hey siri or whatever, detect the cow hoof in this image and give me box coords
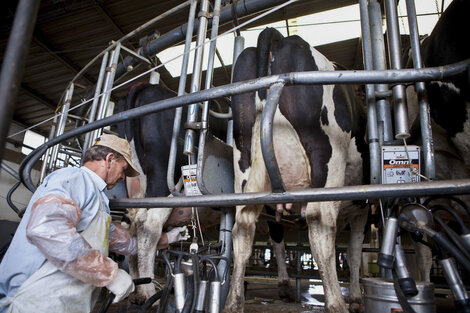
[326,302,349,313]
[129,284,156,305]
[221,305,244,313]
[348,299,364,313]
[278,281,295,302]
[128,292,147,305]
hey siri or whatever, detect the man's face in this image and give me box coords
[105,155,128,189]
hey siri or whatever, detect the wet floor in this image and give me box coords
[93,277,455,313]
[94,277,342,313]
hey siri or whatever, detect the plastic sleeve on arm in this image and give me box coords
[26,194,118,287]
[109,222,137,256]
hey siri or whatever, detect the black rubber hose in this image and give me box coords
[97,293,115,313]
[392,270,417,313]
[424,195,470,218]
[433,215,470,261]
[97,277,153,313]
[181,274,195,313]
[432,232,470,273]
[139,289,164,313]
[157,273,173,313]
[6,181,21,216]
[430,204,470,234]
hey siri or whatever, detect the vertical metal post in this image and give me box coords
[196,0,223,195]
[40,115,58,182]
[296,231,301,302]
[0,0,40,164]
[49,84,74,171]
[369,0,394,143]
[405,0,435,179]
[217,207,234,308]
[384,0,410,139]
[232,36,245,72]
[90,43,121,142]
[200,0,222,126]
[184,0,210,159]
[82,51,109,158]
[359,0,381,184]
[167,0,198,195]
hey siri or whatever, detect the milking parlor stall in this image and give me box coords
[1,0,470,312]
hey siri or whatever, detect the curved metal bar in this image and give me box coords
[261,82,286,193]
[108,179,470,209]
[20,60,470,192]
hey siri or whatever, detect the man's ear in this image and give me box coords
[105,153,115,165]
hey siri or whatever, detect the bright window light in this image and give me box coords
[158,2,448,78]
[22,130,45,155]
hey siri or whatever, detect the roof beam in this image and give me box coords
[32,33,95,84]
[10,116,49,138]
[21,83,57,111]
[91,0,174,86]
[91,0,129,43]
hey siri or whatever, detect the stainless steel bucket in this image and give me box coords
[362,277,435,313]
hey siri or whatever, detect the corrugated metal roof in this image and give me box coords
[1,0,362,141]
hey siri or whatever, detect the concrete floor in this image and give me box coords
[92,277,456,313]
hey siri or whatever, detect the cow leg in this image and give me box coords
[131,207,172,304]
[272,239,294,301]
[223,205,262,313]
[346,207,368,313]
[306,201,347,313]
[268,215,294,301]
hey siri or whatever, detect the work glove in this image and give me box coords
[166,226,190,244]
[105,269,135,303]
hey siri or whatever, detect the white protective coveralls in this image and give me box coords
[0,167,136,313]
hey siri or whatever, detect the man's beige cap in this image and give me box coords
[94,134,141,177]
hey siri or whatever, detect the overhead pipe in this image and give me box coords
[0,0,40,164]
[114,0,289,80]
[19,60,470,191]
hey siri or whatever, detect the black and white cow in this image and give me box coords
[405,0,470,282]
[223,28,369,313]
[118,83,222,304]
[420,0,470,169]
[117,83,186,303]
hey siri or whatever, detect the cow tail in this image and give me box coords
[256,27,284,100]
